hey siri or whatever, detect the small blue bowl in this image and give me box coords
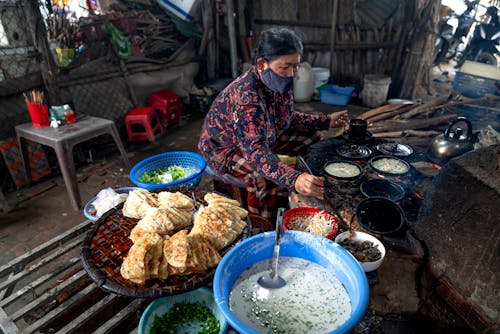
[213,230,369,334]
[83,187,142,221]
[138,287,228,334]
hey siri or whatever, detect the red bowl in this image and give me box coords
[283,207,338,239]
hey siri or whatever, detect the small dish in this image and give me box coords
[83,187,141,221]
[138,287,228,334]
[335,231,386,272]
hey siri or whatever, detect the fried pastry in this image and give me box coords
[122,189,159,219]
[136,207,176,235]
[190,204,247,250]
[158,191,195,211]
[120,233,163,286]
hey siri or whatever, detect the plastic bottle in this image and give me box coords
[293,62,315,102]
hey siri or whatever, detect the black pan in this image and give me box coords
[360,179,405,202]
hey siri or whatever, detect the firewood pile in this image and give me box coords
[357,94,500,146]
[132,9,188,60]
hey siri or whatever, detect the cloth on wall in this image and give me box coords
[0,138,52,189]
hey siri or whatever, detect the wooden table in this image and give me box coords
[15,115,130,210]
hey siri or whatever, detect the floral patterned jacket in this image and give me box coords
[198,66,330,191]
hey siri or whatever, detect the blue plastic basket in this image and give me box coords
[320,84,355,106]
[130,151,206,190]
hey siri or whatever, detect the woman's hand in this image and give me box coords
[295,173,325,200]
[328,110,349,128]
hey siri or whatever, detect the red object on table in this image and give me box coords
[64,111,76,124]
[148,89,182,127]
[26,102,49,128]
[283,207,338,239]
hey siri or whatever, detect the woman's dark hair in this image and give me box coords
[253,27,303,64]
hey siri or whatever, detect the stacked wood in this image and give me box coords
[359,94,500,140]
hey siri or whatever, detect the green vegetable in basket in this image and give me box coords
[150,302,220,334]
[138,165,187,184]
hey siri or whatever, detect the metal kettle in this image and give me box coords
[429,117,475,161]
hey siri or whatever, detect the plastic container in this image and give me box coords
[312,67,330,98]
[130,151,206,190]
[138,287,228,334]
[320,84,355,106]
[293,62,315,102]
[362,74,392,107]
[213,231,369,334]
[26,102,49,128]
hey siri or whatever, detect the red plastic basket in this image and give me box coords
[283,207,338,239]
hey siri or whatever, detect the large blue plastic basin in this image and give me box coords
[213,230,369,334]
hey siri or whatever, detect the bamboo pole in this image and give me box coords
[329,0,339,79]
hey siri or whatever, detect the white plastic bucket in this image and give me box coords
[362,74,392,107]
[312,67,330,99]
[293,62,315,102]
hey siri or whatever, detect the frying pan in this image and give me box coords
[360,179,405,202]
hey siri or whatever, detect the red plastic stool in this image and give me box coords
[125,107,163,143]
[148,90,183,128]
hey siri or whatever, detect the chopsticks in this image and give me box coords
[23,90,45,107]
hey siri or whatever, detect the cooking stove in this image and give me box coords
[302,136,428,241]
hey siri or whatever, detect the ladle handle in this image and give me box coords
[271,208,285,280]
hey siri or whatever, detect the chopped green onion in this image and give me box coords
[149,301,220,334]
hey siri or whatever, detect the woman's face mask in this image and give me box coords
[261,68,294,93]
[258,53,300,93]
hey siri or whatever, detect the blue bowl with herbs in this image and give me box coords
[213,231,369,334]
[130,151,206,190]
[138,287,227,334]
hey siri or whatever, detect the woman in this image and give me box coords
[198,27,348,220]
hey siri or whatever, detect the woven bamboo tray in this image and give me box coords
[80,188,257,299]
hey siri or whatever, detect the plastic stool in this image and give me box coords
[148,90,183,127]
[125,107,163,143]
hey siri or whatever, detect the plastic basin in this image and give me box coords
[213,230,369,334]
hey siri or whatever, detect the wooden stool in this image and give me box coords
[125,107,163,143]
[148,90,183,128]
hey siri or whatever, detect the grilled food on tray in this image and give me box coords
[119,190,247,286]
[122,189,159,219]
[120,232,164,286]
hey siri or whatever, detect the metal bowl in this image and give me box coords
[323,160,364,181]
[369,155,410,176]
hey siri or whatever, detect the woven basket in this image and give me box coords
[80,188,267,298]
[130,151,206,190]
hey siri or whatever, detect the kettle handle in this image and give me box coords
[444,117,473,139]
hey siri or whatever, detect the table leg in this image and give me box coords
[16,135,33,184]
[54,142,81,210]
[108,125,130,169]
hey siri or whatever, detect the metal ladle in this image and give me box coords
[257,207,286,290]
